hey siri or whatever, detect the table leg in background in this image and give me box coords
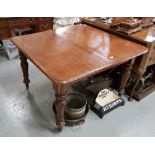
[19,51,30,90]
[119,58,135,96]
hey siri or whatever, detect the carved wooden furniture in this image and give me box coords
[127,26,155,100]
[0,17,53,40]
[81,18,155,101]
[10,24,147,131]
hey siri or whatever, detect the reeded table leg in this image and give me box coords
[19,51,30,90]
[119,58,135,96]
[53,83,68,131]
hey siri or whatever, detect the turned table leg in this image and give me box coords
[53,83,68,131]
[19,51,30,90]
[118,58,135,96]
[128,68,145,101]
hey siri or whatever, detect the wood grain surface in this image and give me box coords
[11,24,148,84]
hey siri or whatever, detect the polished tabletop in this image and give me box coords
[11,24,148,84]
[131,25,155,43]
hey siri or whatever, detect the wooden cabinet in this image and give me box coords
[8,18,20,28]
[38,20,51,31]
[25,17,37,25]
[38,17,51,21]
[0,29,10,40]
[0,19,8,29]
[147,43,155,66]
[0,17,53,40]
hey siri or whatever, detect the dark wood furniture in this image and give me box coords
[81,18,155,101]
[80,17,130,29]
[124,26,155,100]
[0,17,53,40]
[10,24,147,131]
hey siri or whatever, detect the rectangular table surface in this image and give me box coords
[11,24,148,84]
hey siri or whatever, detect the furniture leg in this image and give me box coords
[128,68,145,101]
[53,83,68,131]
[118,58,135,96]
[19,51,30,90]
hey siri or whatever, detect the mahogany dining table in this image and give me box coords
[11,24,148,131]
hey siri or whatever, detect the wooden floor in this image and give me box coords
[0,48,155,137]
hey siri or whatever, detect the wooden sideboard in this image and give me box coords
[0,17,53,40]
[81,18,155,101]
